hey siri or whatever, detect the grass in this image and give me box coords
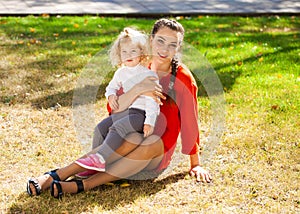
[0,15,299,213]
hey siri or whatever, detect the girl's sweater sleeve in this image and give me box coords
[105,68,122,99]
[144,96,160,126]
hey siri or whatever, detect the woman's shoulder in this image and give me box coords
[177,64,197,85]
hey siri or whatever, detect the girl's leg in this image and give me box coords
[86,133,144,163]
[91,116,113,149]
[96,110,145,160]
[52,135,164,195]
[92,110,131,149]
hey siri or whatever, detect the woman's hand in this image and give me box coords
[189,165,212,183]
[115,76,165,113]
[138,77,166,104]
[108,95,119,111]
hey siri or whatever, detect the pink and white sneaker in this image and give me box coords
[75,169,98,179]
[75,154,106,172]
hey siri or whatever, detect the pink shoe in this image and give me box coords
[75,154,106,172]
[75,169,98,179]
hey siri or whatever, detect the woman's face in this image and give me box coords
[151,27,181,65]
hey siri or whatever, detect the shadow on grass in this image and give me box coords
[8,172,187,213]
[5,42,296,107]
[29,83,108,109]
[2,17,298,106]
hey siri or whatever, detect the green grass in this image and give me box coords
[0,15,299,213]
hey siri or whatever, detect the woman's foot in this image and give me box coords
[51,180,84,199]
[27,169,61,196]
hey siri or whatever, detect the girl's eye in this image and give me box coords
[131,50,137,53]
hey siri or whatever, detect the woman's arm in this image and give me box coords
[189,153,212,183]
[113,76,165,113]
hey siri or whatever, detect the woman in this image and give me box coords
[27,18,212,199]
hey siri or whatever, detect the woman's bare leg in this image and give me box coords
[28,133,145,195]
[53,135,164,195]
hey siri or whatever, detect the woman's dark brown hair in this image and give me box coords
[151,18,185,102]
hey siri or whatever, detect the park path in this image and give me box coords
[0,0,299,15]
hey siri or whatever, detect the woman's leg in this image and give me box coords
[52,135,164,195]
[27,133,145,195]
[27,162,87,195]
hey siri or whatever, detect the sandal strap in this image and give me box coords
[51,180,63,199]
[75,180,84,193]
[50,179,84,199]
[27,178,41,196]
[44,169,61,181]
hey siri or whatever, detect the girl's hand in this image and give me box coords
[143,124,154,137]
[108,95,119,110]
[189,165,212,183]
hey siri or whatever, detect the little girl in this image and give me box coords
[75,27,160,172]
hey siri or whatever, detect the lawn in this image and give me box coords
[0,15,299,213]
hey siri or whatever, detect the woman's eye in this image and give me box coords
[157,39,164,45]
[169,44,177,49]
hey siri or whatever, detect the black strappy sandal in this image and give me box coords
[27,178,42,196]
[26,169,61,196]
[44,169,61,181]
[50,179,84,199]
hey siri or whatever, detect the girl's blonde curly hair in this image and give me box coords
[109,27,149,67]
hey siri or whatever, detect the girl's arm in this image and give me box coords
[113,76,164,113]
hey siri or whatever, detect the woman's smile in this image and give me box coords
[157,52,168,59]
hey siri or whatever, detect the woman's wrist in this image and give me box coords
[190,153,201,168]
[132,83,143,97]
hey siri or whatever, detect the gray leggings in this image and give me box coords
[92,108,145,160]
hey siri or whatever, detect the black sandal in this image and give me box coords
[44,169,61,181]
[27,178,42,196]
[26,169,61,196]
[50,179,84,199]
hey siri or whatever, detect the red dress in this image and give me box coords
[154,65,200,171]
[107,65,200,171]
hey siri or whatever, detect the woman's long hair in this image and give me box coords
[151,18,185,102]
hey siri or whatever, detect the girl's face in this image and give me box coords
[151,27,181,65]
[120,40,142,67]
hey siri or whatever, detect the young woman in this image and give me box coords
[26,18,212,199]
